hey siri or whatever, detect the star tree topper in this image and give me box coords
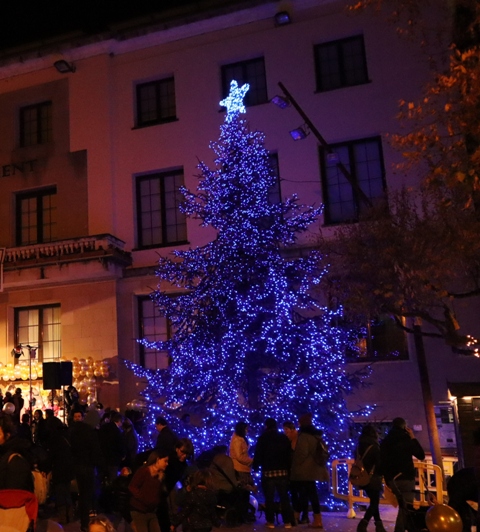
[220,80,250,122]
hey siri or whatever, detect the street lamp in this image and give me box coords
[272,81,373,209]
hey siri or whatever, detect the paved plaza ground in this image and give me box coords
[36,505,400,532]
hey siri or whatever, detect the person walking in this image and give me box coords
[290,413,329,529]
[253,417,294,529]
[355,425,386,532]
[129,449,169,532]
[380,417,425,532]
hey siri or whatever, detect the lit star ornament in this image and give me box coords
[220,80,250,122]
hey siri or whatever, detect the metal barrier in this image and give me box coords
[331,458,449,518]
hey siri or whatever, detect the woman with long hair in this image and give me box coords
[229,420,254,522]
[355,425,386,532]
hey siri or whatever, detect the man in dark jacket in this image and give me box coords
[154,416,179,454]
[12,388,24,425]
[69,408,104,532]
[253,417,294,528]
[380,417,425,532]
[98,410,126,481]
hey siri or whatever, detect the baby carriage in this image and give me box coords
[0,489,38,532]
[387,474,432,532]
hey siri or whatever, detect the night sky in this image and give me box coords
[0,0,258,52]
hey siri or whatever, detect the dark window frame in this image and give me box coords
[136,76,177,128]
[136,169,188,249]
[138,295,172,370]
[319,136,386,225]
[346,314,409,363]
[16,186,57,246]
[314,35,369,93]
[14,304,61,363]
[19,101,53,147]
[221,57,268,107]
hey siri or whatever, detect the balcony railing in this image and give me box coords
[4,234,132,269]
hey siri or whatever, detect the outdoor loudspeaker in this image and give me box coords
[42,362,61,390]
[60,361,73,386]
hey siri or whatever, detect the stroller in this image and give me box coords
[388,474,432,532]
[0,489,38,532]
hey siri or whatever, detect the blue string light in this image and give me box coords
[125,81,374,486]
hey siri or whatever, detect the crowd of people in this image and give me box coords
[0,402,333,532]
[0,401,433,532]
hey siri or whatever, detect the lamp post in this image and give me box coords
[11,344,37,419]
[26,345,37,417]
[273,82,373,210]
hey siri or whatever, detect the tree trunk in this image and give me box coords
[413,322,445,478]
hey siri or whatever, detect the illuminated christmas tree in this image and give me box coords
[126,81,368,454]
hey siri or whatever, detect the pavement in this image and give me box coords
[36,505,400,532]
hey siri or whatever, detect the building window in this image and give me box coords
[138,296,171,370]
[16,187,57,246]
[221,57,268,107]
[320,137,385,224]
[136,77,176,127]
[20,101,52,147]
[314,36,369,92]
[15,305,61,363]
[268,153,282,204]
[136,169,187,248]
[346,314,408,361]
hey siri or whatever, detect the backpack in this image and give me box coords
[348,445,374,487]
[314,436,329,467]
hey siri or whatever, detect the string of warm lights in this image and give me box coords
[126,81,374,481]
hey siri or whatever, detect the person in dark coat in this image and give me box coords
[171,469,218,532]
[380,417,425,532]
[32,408,47,445]
[98,411,126,481]
[47,423,75,524]
[0,412,34,492]
[154,416,179,455]
[253,417,294,528]
[122,417,139,469]
[355,425,386,532]
[44,408,65,435]
[157,437,195,532]
[12,387,24,425]
[17,412,32,441]
[69,408,104,532]
[290,413,329,529]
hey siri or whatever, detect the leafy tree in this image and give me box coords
[324,0,480,473]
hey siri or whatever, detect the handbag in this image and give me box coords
[349,445,374,487]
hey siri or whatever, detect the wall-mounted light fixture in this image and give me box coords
[274,11,292,26]
[289,125,309,141]
[270,95,290,109]
[54,59,76,74]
